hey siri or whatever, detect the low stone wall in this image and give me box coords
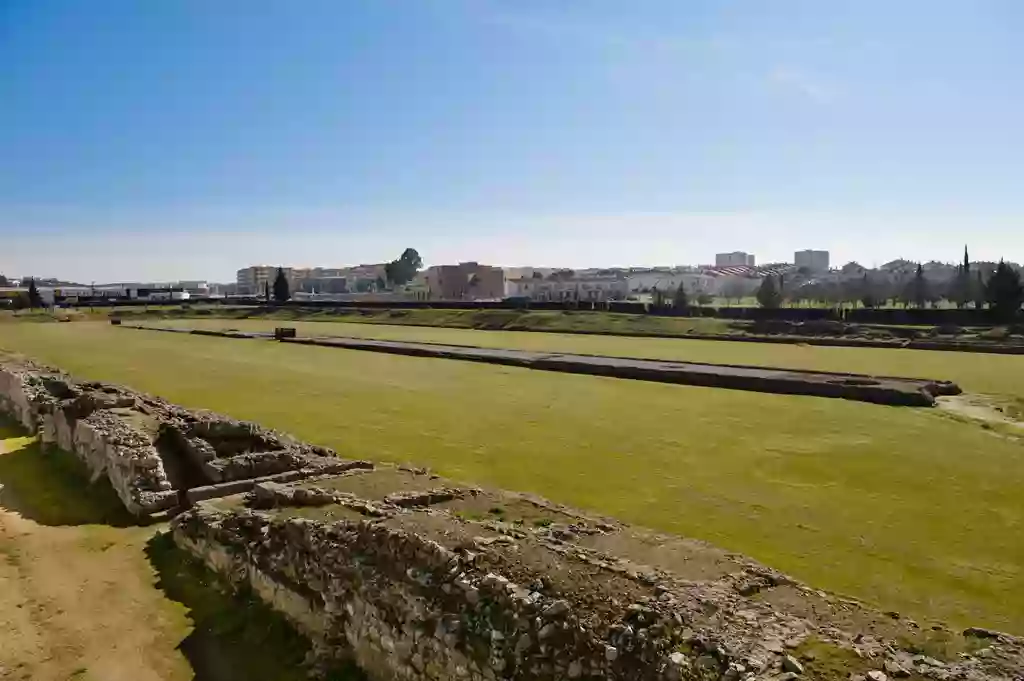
[279,336,959,407]
[0,360,174,513]
[171,468,1024,681]
[0,354,369,516]
[0,361,66,431]
[174,508,726,681]
[47,403,179,514]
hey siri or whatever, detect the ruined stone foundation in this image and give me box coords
[1,353,1021,681]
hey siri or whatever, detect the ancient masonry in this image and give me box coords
[0,354,369,515]
[0,354,1021,681]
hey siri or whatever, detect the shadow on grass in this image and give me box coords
[0,420,137,527]
[146,532,365,681]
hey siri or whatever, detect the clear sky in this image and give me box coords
[2,0,1022,282]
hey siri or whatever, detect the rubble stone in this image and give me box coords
[0,357,367,516]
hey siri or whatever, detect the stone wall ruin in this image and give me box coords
[1,353,1021,681]
[172,469,1024,681]
[0,354,368,515]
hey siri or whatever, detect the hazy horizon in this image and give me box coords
[3,1,1023,281]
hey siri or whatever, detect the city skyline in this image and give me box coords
[2,209,1022,283]
[4,235,1018,287]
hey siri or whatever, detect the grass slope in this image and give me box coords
[1,322,1022,634]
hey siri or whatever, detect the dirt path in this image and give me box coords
[0,431,194,681]
[936,393,1024,432]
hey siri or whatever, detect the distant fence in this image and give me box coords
[69,296,1021,326]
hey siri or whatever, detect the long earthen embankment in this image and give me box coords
[119,324,961,407]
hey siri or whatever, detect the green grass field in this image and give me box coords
[2,322,1022,634]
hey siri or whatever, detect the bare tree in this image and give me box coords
[721,278,748,306]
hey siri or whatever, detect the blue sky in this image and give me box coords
[1,0,1022,281]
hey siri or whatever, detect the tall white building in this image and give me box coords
[794,250,830,272]
[715,252,756,267]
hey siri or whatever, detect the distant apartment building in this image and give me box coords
[341,264,388,290]
[236,266,290,295]
[625,270,714,295]
[424,262,505,300]
[794,249,830,273]
[236,264,388,295]
[291,264,388,294]
[716,252,756,267]
[506,275,629,302]
[502,266,555,281]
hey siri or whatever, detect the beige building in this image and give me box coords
[236,266,294,295]
[506,275,629,302]
[625,271,714,295]
[236,264,389,295]
[424,262,505,300]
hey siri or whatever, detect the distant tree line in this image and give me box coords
[652,246,1022,322]
[746,247,1022,321]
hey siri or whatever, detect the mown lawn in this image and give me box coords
[154,317,1024,401]
[2,322,1023,634]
